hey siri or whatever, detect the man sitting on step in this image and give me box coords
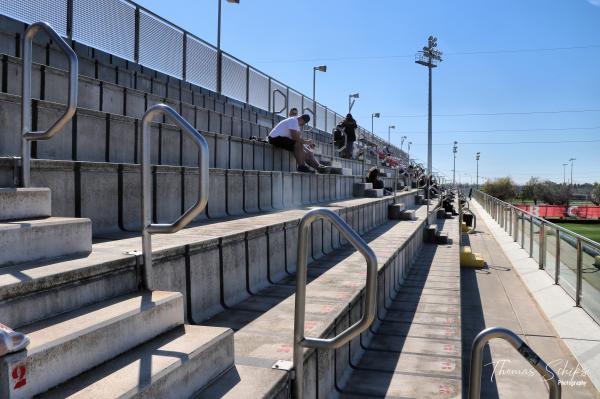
[268,114,327,173]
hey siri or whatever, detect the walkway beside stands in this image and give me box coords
[338,212,462,398]
[462,201,600,398]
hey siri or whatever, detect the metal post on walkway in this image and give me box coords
[539,221,545,269]
[555,229,560,285]
[576,238,582,306]
[521,214,525,249]
[529,215,534,258]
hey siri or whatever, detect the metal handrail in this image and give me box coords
[21,22,78,187]
[476,190,600,250]
[0,323,30,356]
[462,206,477,232]
[272,89,287,114]
[468,327,561,399]
[141,104,209,290]
[291,208,377,399]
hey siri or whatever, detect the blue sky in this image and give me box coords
[135,0,600,184]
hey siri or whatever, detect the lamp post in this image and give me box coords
[217,0,239,94]
[348,93,359,113]
[407,141,412,163]
[312,65,327,126]
[569,158,576,187]
[365,112,380,180]
[400,135,407,152]
[562,163,567,184]
[452,141,458,186]
[476,152,480,189]
[387,125,396,146]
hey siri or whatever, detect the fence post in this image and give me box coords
[576,238,582,306]
[134,6,140,64]
[539,221,545,269]
[529,214,534,258]
[555,229,560,285]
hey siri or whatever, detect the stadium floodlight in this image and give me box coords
[312,65,327,127]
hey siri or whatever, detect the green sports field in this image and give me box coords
[556,223,600,243]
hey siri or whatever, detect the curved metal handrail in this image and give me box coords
[0,323,30,356]
[141,104,209,290]
[21,22,78,187]
[468,327,561,399]
[272,89,287,114]
[291,208,377,399]
[461,206,477,232]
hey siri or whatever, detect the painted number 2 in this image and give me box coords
[11,364,27,390]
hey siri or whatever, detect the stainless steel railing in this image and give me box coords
[475,190,600,324]
[21,22,78,187]
[0,323,30,356]
[291,208,377,399]
[141,104,209,290]
[468,326,561,399]
[272,89,287,114]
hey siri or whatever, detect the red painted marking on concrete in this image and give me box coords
[441,361,453,371]
[439,384,453,394]
[320,305,334,313]
[443,344,454,352]
[305,321,317,331]
[276,344,292,353]
[11,364,26,390]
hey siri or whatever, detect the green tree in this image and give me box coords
[592,183,600,205]
[482,177,517,201]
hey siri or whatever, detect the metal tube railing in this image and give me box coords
[21,22,78,187]
[272,89,287,114]
[468,326,561,399]
[291,208,377,399]
[0,323,30,357]
[141,104,209,290]
[474,190,600,324]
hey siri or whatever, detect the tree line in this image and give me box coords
[480,178,600,205]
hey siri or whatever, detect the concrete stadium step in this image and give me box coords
[339,215,462,399]
[195,204,430,398]
[0,192,417,328]
[0,217,92,266]
[195,364,288,399]
[39,325,233,399]
[0,291,183,398]
[0,187,51,221]
[364,188,384,198]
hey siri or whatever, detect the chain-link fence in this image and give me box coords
[1,0,392,147]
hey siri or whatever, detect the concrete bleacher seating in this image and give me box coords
[0,12,455,398]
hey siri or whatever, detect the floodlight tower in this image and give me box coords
[400,136,407,152]
[476,152,480,189]
[569,158,576,187]
[415,36,443,178]
[562,163,567,185]
[312,65,327,125]
[452,141,458,186]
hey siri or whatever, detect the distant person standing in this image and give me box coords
[288,108,299,117]
[340,113,357,159]
[468,187,473,200]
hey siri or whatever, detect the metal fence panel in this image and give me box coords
[186,35,217,92]
[288,90,302,116]
[139,10,183,79]
[73,0,135,61]
[0,0,67,36]
[326,109,336,134]
[316,103,326,132]
[221,54,246,102]
[271,80,287,115]
[248,68,269,111]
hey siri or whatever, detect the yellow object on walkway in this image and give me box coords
[595,255,600,267]
[460,245,485,268]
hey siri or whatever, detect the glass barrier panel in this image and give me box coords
[580,241,600,325]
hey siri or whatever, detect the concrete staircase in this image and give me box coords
[0,187,233,398]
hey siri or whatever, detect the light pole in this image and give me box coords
[476,152,480,189]
[569,158,576,187]
[562,163,567,185]
[312,65,327,126]
[217,0,239,94]
[407,141,412,163]
[387,125,396,146]
[366,112,380,180]
[348,93,359,113]
[452,141,458,186]
[400,135,407,152]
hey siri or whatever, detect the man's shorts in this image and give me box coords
[268,136,295,152]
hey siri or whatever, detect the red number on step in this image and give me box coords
[11,364,27,389]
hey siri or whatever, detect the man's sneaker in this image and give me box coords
[297,165,314,173]
[317,166,330,174]
[320,160,332,166]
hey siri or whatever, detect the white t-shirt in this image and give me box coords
[269,117,300,139]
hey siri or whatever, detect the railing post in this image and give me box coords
[514,210,518,243]
[521,213,525,248]
[576,238,582,307]
[555,229,560,285]
[529,214,534,258]
[539,221,545,269]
